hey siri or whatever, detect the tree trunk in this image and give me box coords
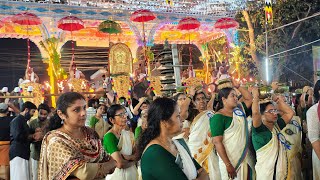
[242,10,261,75]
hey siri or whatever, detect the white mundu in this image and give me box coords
[10,157,30,180]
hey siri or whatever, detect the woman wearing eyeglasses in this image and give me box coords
[251,88,294,180]
[103,104,138,180]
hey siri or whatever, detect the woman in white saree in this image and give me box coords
[210,79,255,180]
[186,90,220,180]
[103,104,138,180]
[251,88,294,180]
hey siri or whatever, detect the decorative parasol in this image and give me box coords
[177,17,200,77]
[58,16,84,31]
[214,18,239,62]
[98,20,122,45]
[98,20,122,72]
[177,17,200,31]
[130,10,156,41]
[12,12,42,70]
[58,15,84,77]
[98,20,122,34]
[130,9,156,75]
[214,17,239,29]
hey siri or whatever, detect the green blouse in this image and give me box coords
[210,102,250,137]
[134,126,142,140]
[103,132,119,154]
[252,118,286,151]
[141,139,201,180]
[89,116,99,128]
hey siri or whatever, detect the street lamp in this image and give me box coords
[266,57,269,84]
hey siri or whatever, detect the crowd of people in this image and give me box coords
[0,76,319,180]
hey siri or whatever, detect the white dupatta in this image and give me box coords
[173,139,197,180]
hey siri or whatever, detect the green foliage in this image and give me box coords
[237,0,320,84]
[206,35,258,78]
[207,37,227,64]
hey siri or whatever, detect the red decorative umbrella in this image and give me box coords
[130,9,156,23]
[57,16,84,32]
[130,9,156,75]
[11,12,42,26]
[12,12,42,70]
[177,17,200,31]
[177,17,200,77]
[58,16,84,77]
[214,18,239,63]
[214,18,239,29]
[130,9,156,44]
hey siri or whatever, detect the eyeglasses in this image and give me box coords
[265,109,279,114]
[115,112,128,117]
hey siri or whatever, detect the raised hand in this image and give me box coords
[188,86,196,96]
[271,82,279,91]
[139,97,147,103]
[252,87,259,99]
[232,78,240,89]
